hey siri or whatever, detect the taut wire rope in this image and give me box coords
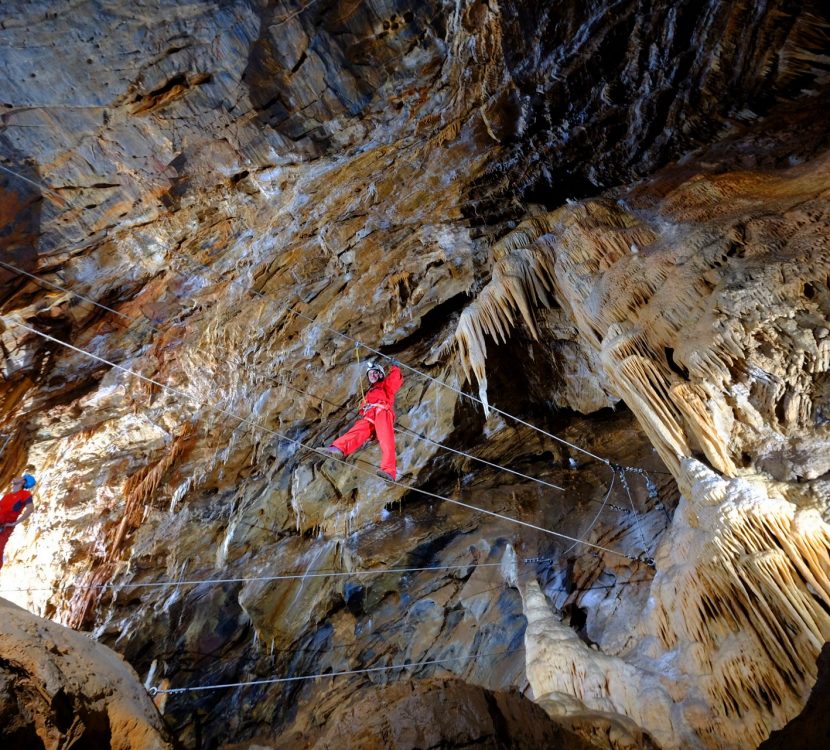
[0,102,671,477]
[148,648,521,696]
[619,468,651,561]
[2,258,667,516]
[560,467,616,557]
[243,281,615,466]
[2,259,584,495]
[148,562,536,696]
[0,163,66,202]
[0,243,671,480]
[3,318,650,565]
[0,560,508,594]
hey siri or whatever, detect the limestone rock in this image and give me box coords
[1,1,830,749]
[244,678,598,750]
[0,596,172,750]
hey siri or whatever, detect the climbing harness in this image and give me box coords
[359,402,390,423]
[277,371,570,493]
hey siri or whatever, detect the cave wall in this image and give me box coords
[2,1,830,749]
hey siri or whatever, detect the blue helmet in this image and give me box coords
[21,474,36,489]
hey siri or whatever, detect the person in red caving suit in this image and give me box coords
[0,473,35,571]
[327,361,403,481]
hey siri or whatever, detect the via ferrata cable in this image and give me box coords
[2,260,575,495]
[3,318,650,566]
[148,648,521,696]
[0,259,667,483]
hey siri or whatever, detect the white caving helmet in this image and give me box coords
[366,361,385,379]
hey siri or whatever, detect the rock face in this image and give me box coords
[0,597,172,750]
[1,1,830,749]
[257,678,597,750]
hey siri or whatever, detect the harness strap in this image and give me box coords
[361,402,390,412]
[360,402,393,425]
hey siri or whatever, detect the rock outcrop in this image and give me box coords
[0,597,172,750]
[257,678,597,750]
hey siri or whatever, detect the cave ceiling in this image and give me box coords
[1,1,830,749]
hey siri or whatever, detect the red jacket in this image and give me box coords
[0,489,33,524]
[359,365,403,418]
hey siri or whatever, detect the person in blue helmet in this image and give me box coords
[0,473,36,570]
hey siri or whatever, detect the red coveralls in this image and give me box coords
[0,489,33,570]
[332,365,403,478]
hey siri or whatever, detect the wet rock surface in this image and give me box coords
[1,1,830,749]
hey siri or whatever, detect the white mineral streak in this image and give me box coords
[523,580,676,750]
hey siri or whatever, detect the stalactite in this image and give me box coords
[648,460,830,747]
[65,425,193,629]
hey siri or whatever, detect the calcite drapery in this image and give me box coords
[453,152,830,480]
[453,151,830,747]
[648,460,830,748]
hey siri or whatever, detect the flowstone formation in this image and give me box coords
[453,147,830,747]
[2,1,830,749]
